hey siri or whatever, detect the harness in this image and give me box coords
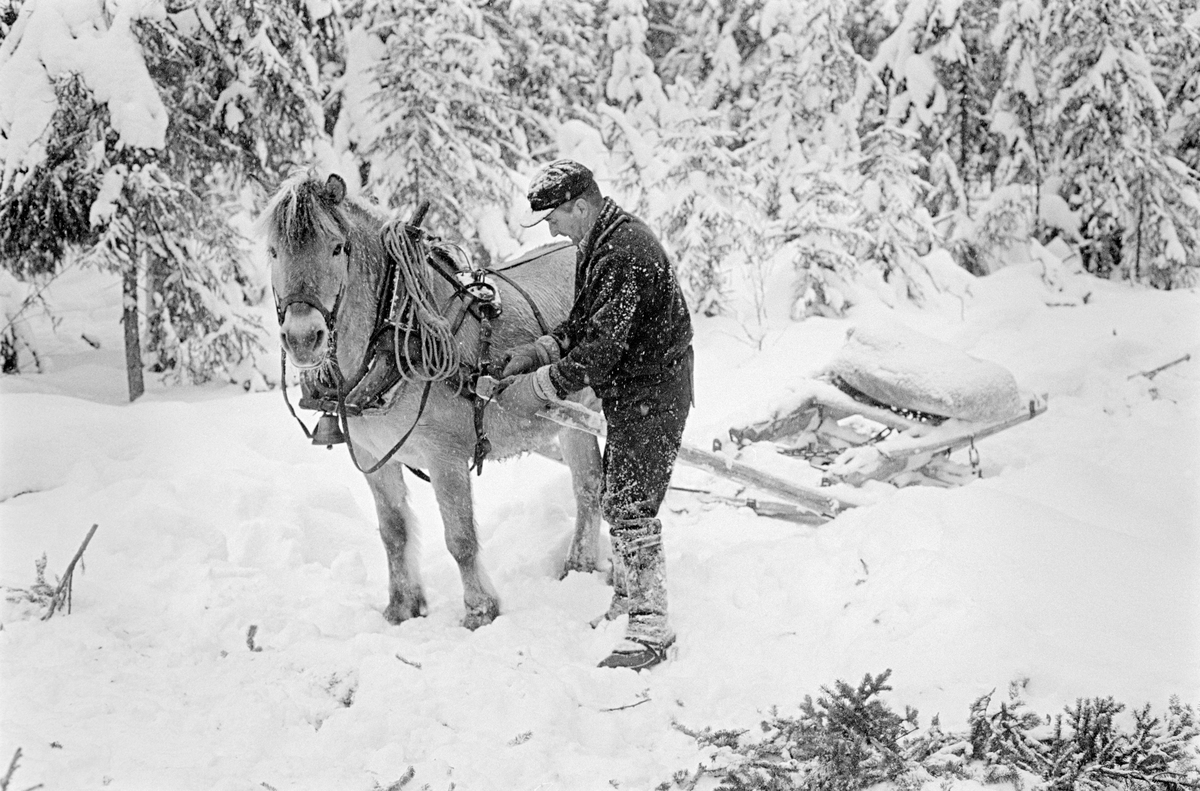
[421,239,554,475]
[277,204,556,477]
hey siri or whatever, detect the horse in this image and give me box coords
[259,171,604,630]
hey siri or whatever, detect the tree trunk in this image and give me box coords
[123,260,144,402]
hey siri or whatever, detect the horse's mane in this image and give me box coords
[259,170,384,256]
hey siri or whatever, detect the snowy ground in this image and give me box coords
[1,249,1198,790]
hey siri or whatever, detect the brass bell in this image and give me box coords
[312,413,346,448]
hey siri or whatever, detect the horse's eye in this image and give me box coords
[332,243,344,257]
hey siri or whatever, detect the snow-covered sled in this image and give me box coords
[540,319,1047,524]
[726,320,1048,490]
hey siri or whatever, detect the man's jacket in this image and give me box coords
[548,199,693,401]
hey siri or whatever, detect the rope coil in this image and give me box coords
[381,221,462,383]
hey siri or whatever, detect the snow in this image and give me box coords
[830,317,1023,422]
[2,248,1199,789]
[0,0,168,190]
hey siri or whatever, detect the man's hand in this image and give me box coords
[495,366,563,412]
[499,335,561,378]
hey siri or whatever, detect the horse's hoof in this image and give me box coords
[384,594,427,625]
[462,600,500,630]
[560,557,599,579]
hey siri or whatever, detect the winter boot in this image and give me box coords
[598,522,675,671]
[589,546,631,629]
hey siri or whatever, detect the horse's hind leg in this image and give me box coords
[427,460,500,629]
[365,464,427,624]
[558,426,603,577]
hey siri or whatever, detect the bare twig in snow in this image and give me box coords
[601,698,650,712]
[42,524,99,621]
[1128,353,1191,381]
[0,747,43,791]
[395,653,422,669]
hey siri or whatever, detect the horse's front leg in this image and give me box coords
[428,459,500,629]
[365,463,427,624]
[559,426,603,577]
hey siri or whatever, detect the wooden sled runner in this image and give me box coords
[539,321,1048,525]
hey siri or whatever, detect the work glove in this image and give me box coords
[499,335,561,378]
[495,365,564,413]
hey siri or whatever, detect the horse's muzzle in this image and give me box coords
[279,302,329,368]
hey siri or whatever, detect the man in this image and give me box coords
[497,159,693,671]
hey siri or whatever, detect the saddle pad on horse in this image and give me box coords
[829,318,1022,423]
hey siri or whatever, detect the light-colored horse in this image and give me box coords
[260,172,603,629]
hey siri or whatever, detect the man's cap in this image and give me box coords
[520,159,595,227]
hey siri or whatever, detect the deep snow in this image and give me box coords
[1,247,1198,790]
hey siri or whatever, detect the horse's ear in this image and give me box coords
[324,174,347,205]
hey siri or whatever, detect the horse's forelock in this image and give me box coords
[262,175,350,255]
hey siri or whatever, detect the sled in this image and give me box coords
[725,377,1047,489]
[540,320,1048,525]
[725,320,1048,493]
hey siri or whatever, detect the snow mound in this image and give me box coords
[830,317,1023,422]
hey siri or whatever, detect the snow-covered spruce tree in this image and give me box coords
[644,88,761,318]
[931,0,1004,274]
[599,0,767,321]
[856,116,941,305]
[865,0,961,262]
[359,0,528,261]
[990,0,1048,215]
[1155,1,1200,173]
[86,163,266,390]
[733,0,873,317]
[1042,0,1200,287]
[656,0,759,110]
[970,0,1050,274]
[128,0,340,383]
[490,0,604,156]
[603,0,670,125]
[0,0,338,395]
[136,0,344,188]
[597,0,668,217]
[0,75,104,281]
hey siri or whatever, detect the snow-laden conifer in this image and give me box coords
[603,0,669,122]
[493,0,603,156]
[735,0,872,316]
[0,0,337,394]
[1042,0,1200,286]
[1155,1,1200,172]
[361,0,527,261]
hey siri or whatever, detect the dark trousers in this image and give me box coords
[600,352,692,534]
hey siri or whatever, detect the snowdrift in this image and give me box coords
[1,253,1197,790]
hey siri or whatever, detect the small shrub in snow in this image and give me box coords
[2,554,57,615]
[672,670,920,791]
[970,683,1200,791]
[668,672,1200,791]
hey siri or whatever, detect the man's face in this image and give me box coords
[545,199,589,245]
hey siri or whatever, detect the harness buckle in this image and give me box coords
[454,270,503,317]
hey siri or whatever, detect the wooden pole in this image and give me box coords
[540,401,857,519]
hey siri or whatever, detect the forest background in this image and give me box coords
[1,0,1198,399]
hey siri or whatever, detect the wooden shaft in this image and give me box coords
[540,401,856,518]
